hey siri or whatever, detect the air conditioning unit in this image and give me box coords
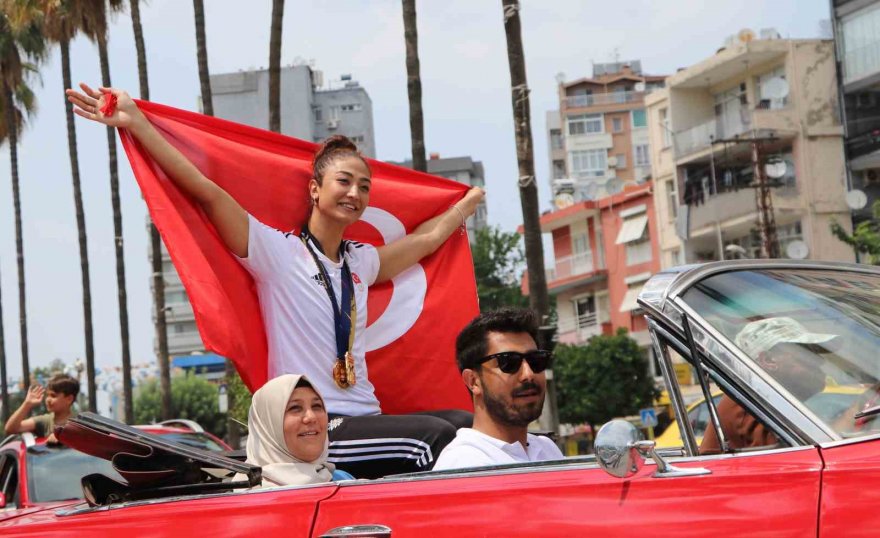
[607,156,618,168]
[327,119,339,129]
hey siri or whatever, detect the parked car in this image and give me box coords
[0,423,230,511]
[654,391,723,448]
[2,260,880,537]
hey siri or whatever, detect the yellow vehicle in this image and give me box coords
[654,392,722,449]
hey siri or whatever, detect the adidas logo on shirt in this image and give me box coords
[311,273,328,288]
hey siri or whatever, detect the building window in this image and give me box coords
[573,296,597,328]
[552,159,566,179]
[165,290,189,305]
[842,4,880,84]
[550,129,564,150]
[616,210,651,266]
[328,106,340,122]
[632,109,647,128]
[666,179,678,220]
[341,103,362,112]
[173,322,197,334]
[615,153,627,169]
[634,144,650,167]
[612,117,623,133]
[313,107,323,122]
[571,149,607,177]
[756,66,788,110]
[350,135,365,144]
[568,113,603,135]
[659,108,671,148]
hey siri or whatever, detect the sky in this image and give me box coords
[0,0,833,382]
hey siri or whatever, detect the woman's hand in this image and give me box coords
[456,186,485,217]
[65,83,144,129]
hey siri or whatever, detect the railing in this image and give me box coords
[673,114,748,159]
[844,41,880,85]
[546,251,595,282]
[565,91,645,108]
[556,312,606,344]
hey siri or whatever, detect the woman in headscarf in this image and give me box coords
[241,374,352,488]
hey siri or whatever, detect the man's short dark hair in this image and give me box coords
[47,374,79,397]
[455,308,540,372]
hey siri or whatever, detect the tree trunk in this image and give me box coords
[0,263,8,422]
[193,0,213,116]
[97,35,133,423]
[130,0,171,422]
[402,0,426,172]
[5,85,28,388]
[61,38,97,412]
[130,0,149,102]
[268,0,284,133]
[500,0,549,321]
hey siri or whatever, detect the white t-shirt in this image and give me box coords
[237,214,382,416]
[432,428,564,471]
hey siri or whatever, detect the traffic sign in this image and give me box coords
[639,408,658,428]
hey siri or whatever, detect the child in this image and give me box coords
[5,374,80,442]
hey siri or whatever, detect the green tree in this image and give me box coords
[554,329,659,433]
[472,226,528,311]
[831,201,880,263]
[227,369,251,427]
[134,373,227,438]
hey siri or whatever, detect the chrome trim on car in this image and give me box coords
[649,322,699,457]
[320,524,392,537]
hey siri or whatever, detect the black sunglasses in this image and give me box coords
[476,350,553,374]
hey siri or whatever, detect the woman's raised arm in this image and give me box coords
[375,186,484,283]
[66,83,249,257]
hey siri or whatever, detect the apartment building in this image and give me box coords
[211,65,376,156]
[645,36,855,268]
[547,61,666,202]
[391,153,488,241]
[151,65,378,356]
[536,183,660,355]
[831,0,880,225]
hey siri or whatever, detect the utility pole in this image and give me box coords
[752,139,779,259]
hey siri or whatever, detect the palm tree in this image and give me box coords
[130,0,171,423]
[192,0,212,116]
[0,262,8,421]
[88,0,132,423]
[41,0,98,411]
[1,1,46,399]
[402,0,426,172]
[499,0,548,322]
[268,0,283,133]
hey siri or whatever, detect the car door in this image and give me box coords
[818,437,880,537]
[0,451,20,510]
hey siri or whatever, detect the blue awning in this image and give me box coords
[172,353,226,369]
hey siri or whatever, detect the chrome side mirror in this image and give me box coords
[595,420,712,479]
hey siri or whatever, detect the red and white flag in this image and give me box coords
[120,101,476,413]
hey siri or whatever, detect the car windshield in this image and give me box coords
[26,445,123,503]
[158,432,225,452]
[683,268,880,439]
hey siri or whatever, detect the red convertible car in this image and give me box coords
[1,260,879,537]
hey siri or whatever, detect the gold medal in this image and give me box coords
[345,351,357,387]
[333,359,350,389]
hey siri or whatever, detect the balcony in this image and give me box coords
[673,115,752,159]
[547,251,595,281]
[565,91,646,109]
[844,40,880,87]
[556,312,611,345]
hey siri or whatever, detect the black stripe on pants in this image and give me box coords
[327,410,473,479]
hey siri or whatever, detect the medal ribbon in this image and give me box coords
[300,228,357,368]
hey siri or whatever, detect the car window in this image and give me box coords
[26,445,123,503]
[0,453,19,508]
[689,402,710,437]
[683,268,880,440]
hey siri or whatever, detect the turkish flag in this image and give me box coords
[119,101,476,413]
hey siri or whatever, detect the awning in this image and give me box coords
[619,286,645,313]
[850,149,880,172]
[615,215,649,244]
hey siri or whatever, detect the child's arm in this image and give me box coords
[4,385,43,434]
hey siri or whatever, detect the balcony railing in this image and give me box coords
[556,312,609,345]
[673,114,749,159]
[565,91,645,109]
[547,251,595,282]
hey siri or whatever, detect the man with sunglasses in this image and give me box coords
[433,308,564,471]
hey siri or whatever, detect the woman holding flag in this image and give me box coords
[66,83,483,478]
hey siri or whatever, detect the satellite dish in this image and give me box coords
[724,244,748,258]
[554,193,575,209]
[846,189,868,210]
[738,29,756,43]
[765,159,787,179]
[785,240,809,260]
[583,182,599,201]
[605,177,624,196]
[634,82,646,92]
[761,77,790,101]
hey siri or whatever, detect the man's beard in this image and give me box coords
[482,381,545,427]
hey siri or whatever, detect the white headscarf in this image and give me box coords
[240,374,335,488]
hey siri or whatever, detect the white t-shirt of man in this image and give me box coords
[432,428,564,471]
[237,214,381,416]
